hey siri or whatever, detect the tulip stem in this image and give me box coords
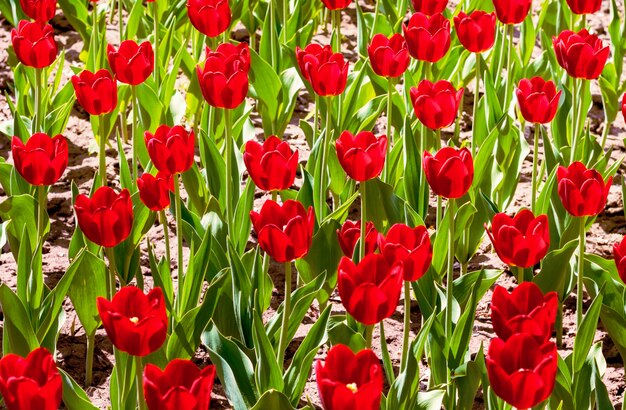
[224,108,234,238]
[401,280,411,371]
[503,24,514,110]
[99,115,107,187]
[333,10,340,54]
[318,97,332,220]
[556,301,563,348]
[152,1,159,86]
[359,181,367,262]
[33,68,42,133]
[531,123,540,212]
[570,78,580,163]
[577,216,586,330]
[37,185,47,245]
[118,0,124,42]
[445,198,456,340]
[85,332,95,386]
[313,94,319,144]
[277,261,292,367]
[453,92,463,146]
[159,210,171,266]
[436,195,442,230]
[135,356,147,410]
[104,247,117,298]
[174,173,184,316]
[131,86,138,182]
[472,55,481,159]
[364,324,374,349]
[384,78,393,182]
[371,0,380,40]
[515,265,524,284]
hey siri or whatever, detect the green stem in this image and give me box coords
[556,301,563,348]
[319,97,332,220]
[531,123,540,212]
[224,108,233,238]
[371,0,380,40]
[436,195,442,230]
[384,78,393,181]
[85,332,95,386]
[600,114,610,150]
[281,0,288,31]
[515,265,524,284]
[333,10,341,53]
[37,185,46,244]
[135,356,146,410]
[313,94,319,144]
[277,261,292,366]
[453,92,464,146]
[401,280,411,371]
[99,115,107,187]
[104,247,117,298]
[445,198,456,340]
[504,24,514,109]
[131,86,138,182]
[118,0,124,42]
[92,6,100,68]
[364,324,374,349]
[359,181,367,262]
[577,217,586,329]
[33,69,42,133]
[570,78,579,163]
[152,1,159,85]
[472,55,481,158]
[174,173,184,315]
[159,210,171,266]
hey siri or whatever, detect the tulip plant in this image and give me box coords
[1,0,626,409]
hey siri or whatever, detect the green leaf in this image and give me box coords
[59,369,99,410]
[0,284,39,356]
[250,390,294,410]
[252,311,284,393]
[572,291,604,373]
[67,250,107,336]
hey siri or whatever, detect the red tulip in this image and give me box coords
[96,286,168,357]
[613,236,626,284]
[492,0,531,25]
[403,12,451,63]
[250,200,314,263]
[296,44,348,97]
[557,162,612,217]
[243,135,299,192]
[144,125,195,175]
[423,147,474,199]
[367,34,410,78]
[516,77,561,124]
[11,20,57,68]
[107,41,154,86]
[622,93,626,122]
[553,29,609,80]
[411,0,448,15]
[491,283,558,343]
[315,344,383,410]
[410,80,463,130]
[137,171,173,212]
[337,220,379,257]
[337,254,403,325]
[453,11,496,53]
[74,186,133,248]
[11,133,67,186]
[320,0,352,10]
[0,347,62,410]
[143,359,216,410]
[379,224,432,282]
[19,0,56,22]
[485,209,550,268]
[335,131,387,182]
[566,0,601,14]
[197,43,250,109]
[486,334,557,409]
[71,69,118,116]
[187,0,231,38]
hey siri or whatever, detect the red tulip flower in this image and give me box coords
[411,0,448,15]
[613,236,626,284]
[197,43,250,109]
[296,44,349,97]
[250,200,314,263]
[243,135,299,192]
[11,20,57,68]
[0,347,62,410]
[622,93,626,122]
[367,34,410,78]
[516,77,561,124]
[96,286,168,357]
[566,0,601,14]
[19,0,56,22]
[320,0,352,10]
[137,172,173,212]
[145,125,195,175]
[143,359,216,410]
[491,283,558,343]
[403,12,451,63]
[315,344,383,410]
[337,220,379,257]
[337,254,403,325]
[74,186,133,248]
[423,147,474,199]
[492,0,531,25]
[379,224,432,282]
[71,69,118,116]
[410,80,463,130]
[453,11,496,53]
[107,41,154,86]
[557,162,612,217]
[187,0,231,38]
[335,131,387,182]
[485,209,550,269]
[11,133,67,186]
[486,334,557,409]
[553,29,609,80]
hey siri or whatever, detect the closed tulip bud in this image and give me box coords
[553,29,609,80]
[403,12,451,63]
[19,0,56,22]
[187,0,231,38]
[97,286,168,357]
[11,20,57,68]
[367,34,410,78]
[557,162,612,217]
[0,347,62,410]
[243,136,298,192]
[492,0,531,25]
[337,254,403,325]
[485,209,550,268]
[379,224,432,282]
[315,344,383,410]
[144,125,195,175]
[143,360,216,410]
[137,171,173,212]
[74,186,133,248]
[410,80,463,130]
[11,133,67,186]
[423,147,474,199]
[107,41,154,85]
[486,334,557,409]
[250,200,314,263]
[337,220,379,257]
[296,44,348,97]
[453,11,496,53]
[411,0,448,15]
[71,69,118,116]
[335,131,387,182]
[320,0,352,10]
[566,0,601,14]
[516,77,561,124]
[197,43,250,109]
[613,236,626,284]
